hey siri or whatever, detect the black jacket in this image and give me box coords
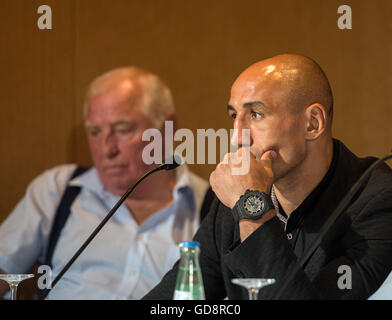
[144,140,392,300]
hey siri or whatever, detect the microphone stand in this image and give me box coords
[39,159,179,300]
[272,151,392,299]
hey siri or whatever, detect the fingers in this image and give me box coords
[236,147,254,159]
[230,147,255,167]
[224,148,277,169]
[218,148,276,178]
[259,150,276,181]
[260,150,277,161]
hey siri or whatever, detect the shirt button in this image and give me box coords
[129,269,135,276]
[235,271,245,278]
[287,233,293,240]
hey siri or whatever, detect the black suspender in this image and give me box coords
[36,166,88,299]
[44,166,88,268]
[44,168,215,268]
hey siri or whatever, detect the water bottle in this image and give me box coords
[173,241,206,300]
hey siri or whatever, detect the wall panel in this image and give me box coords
[0,0,391,224]
[0,0,75,220]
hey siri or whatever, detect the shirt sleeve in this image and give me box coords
[223,189,392,300]
[0,164,77,274]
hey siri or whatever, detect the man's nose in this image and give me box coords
[102,132,119,158]
[231,118,252,148]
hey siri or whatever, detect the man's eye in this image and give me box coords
[88,129,100,136]
[115,127,134,135]
[229,112,237,119]
[251,111,263,119]
[116,129,128,134]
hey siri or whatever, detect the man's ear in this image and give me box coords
[304,103,328,140]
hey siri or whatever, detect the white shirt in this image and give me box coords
[368,271,392,300]
[0,164,209,299]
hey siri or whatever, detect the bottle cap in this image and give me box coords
[179,241,200,248]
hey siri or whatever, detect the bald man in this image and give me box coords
[144,54,392,300]
[0,67,209,299]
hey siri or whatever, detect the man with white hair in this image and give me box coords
[0,67,209,299]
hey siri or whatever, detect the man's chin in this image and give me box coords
[103,178,135,195]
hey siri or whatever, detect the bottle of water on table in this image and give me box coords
[173,241,205,300]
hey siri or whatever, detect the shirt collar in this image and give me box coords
[173,164,194,200]
[68,163,195,211]
[273,139,341,233]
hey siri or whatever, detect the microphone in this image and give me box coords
[161,154,182,171]
[271,150,392,299]
[39,155,182,299]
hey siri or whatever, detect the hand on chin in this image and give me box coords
[209,148,277,208]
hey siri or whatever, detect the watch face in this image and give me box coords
[244,195,263,214]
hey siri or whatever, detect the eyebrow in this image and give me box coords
[243,101,266,109]
[85,119,133,127]
[84,122,96,129]
[110,120,133,127]
[227,105,235,112]
[227,101,269,112]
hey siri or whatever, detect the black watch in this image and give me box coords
[233,190,275,222]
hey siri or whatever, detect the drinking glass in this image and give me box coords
[0,274,34,300]
[231,278,275,300]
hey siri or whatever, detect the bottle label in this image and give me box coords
[173,290,194,300]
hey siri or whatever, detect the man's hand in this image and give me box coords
[209,148,277,242]
[209,148,276,209]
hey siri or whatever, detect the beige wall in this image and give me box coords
[0,0,391,222]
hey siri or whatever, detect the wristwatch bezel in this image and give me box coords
[233,189,274,222]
